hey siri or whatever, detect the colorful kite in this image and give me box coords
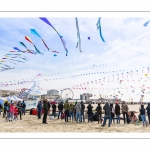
[96,18,105,42]
[53,54,57,57]
[30,29,50,51]
[39,17,68,56]
[19,42,36,54]
[75,18,82,52]
[143,20,150,27]
[25,36,43,55]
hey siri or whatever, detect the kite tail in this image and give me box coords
[42,39,49,51]
[97,18,105,42]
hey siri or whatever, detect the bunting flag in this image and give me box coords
[75,17,82,52]
[39,17,68,56]
[96,17,105,42]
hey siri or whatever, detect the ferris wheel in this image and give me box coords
[60,88,74,99]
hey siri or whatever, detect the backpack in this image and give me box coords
[112,107,115,114]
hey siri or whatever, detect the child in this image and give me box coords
[131,112,138,125]
[9,102,15,122]
[14,107,18,121]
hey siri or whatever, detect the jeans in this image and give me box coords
[111,114,115,124]
[52,110,56,118]
[9,113,14,121]
[69,111,74,120]
[58,110,63,119]
[38,110,41,119]
[81,110,85,122]
[14,115,18,120]
[76,111,81,122]
[102,115,111,127]
[65,110,69,122]
[116,115,120,123]
[22,109,25,115]
[123,112,128,124]
[88,114,93,122]
[141,115,146,125]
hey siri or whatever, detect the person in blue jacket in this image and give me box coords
[37,101,42,119]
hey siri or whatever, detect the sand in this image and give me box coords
[0,104,150,133]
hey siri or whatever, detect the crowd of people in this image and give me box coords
[1,99,150,128]
[38,99,150,127]
[0,100,26,122]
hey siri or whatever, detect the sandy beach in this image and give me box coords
[0,104,150,133]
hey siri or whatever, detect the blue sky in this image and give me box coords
[0,17,150,101]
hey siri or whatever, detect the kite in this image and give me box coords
[52,50,59,53]
[30,29,50,51]
[53,54,57,57]
[25,36,43,55]
[39,17,68,56]
[19,42,36,54]
[75,18,82,52]
[143,20,150,27]
[88,37,90,40]
[96,17,105,42]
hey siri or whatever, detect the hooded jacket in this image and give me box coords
[74,103,81,112]
[96,104,102,113]
[146,103,150,115]
[103,102,111,115]
[37,102,42,112]
[87,104,93,114]
[64,100,69,110]
[140,105,145,115]
[58,102,63,111]
[115,104,120,115]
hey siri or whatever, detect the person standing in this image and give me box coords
[115,102,121,124]
[47,101,51,116]
[146,103,150,124]
[21,100,26,115]
[140,104,147,127]
[69,102,74,121]
[121,101,129,124]
[58,101,63,119]
[52,102,56,118]
[9,102,15,122]
[17,101,22,120]
[110,103,115,124]
[96,103,102,124]
[3,101,8,118]
[64,100,70,122]
[87,103,93,123]
[80,101,85,123]
[74,102,82,123]
[0,103,2,116]
[37,101,42,119]
[43,100,49,124]
[74,101,77,121]
[101,101,111,127]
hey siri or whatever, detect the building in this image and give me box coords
[47,89,59,96]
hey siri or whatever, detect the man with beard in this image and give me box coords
[43,99,49,124]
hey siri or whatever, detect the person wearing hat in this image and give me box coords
[64,100,70,122]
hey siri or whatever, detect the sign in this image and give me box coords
[24,100,39,110]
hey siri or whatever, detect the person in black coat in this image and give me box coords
[58,101,63,119]
[110,103,115,124]
[17,101,22,120]
[140,104,147,126]
[3,101,8,118]
[96,103,102,124]
[146,103,150,124]
[101,101,111,127]
[87,103,93,122]
[52,102,56,118]
[115,102,120,124]
[43,100,49,124]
